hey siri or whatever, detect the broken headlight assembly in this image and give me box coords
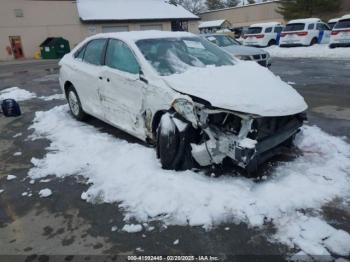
[172,98,198,128]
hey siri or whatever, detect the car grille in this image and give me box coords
[253,54,261,60]
[261,54,267,59]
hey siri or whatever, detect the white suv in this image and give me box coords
[59,31,307,173]
[329,14,350,48]
[243,22,284,47]
[280,18,331,47]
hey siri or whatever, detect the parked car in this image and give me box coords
[328,18,340,30]
[329,14,350,48]
[243,22,284,47]
[59,31,307,173]
[279,18,331,47]
[203,33,271,67]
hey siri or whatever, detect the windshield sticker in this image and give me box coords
[183,40,205,49]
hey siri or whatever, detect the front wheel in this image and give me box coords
[156,113,195,171]
[67,87,87,121]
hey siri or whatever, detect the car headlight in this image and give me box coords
[235,55,252,61]
[172,98,198,128]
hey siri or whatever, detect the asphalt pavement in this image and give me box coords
[0,58,349,262]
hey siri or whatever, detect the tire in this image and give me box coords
[156,113,195,171]
[310,38,318,46]
[67,86,87,121]
[329,44,336,49]
[268,39,276,46]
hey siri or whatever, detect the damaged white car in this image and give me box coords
[59,31,308,173]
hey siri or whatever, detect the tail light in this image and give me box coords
[243,35,247,39]
[255,35,264,39]
[331,31,339,35]
[280,33,286,37]
[297,31,308,36]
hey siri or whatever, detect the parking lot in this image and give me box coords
[1,58,350,261]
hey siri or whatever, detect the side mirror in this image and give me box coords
[1,99,21,117]
[139,69,148,84]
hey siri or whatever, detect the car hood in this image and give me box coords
[162,61,307,117]
[222,45,267,56]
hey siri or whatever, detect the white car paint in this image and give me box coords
[243,22,284,47]
[59,31,307,153]
[330,14,350,48]
[280,18,331,47]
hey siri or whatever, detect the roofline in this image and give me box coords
[199,0,280,15]
[80,17,200,23]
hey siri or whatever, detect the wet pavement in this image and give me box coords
[0,58,349,262]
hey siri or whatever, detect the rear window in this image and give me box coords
[247,27,262,34]
[284,23,305,32]
[335,19,350,29]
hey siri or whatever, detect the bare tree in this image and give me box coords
[169,0,205,14]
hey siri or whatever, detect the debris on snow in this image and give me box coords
[28,105,350,256]
[122,224,143,233]
[39,188,52,198]
[7,175,17,181]
[0,87,36,101]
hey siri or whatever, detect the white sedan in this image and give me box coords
[59,31,307,173]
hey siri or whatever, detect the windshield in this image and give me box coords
[334,19,350,29]
[136,37,235,76]
[247,27,262,34]
[205,35,240,47]
[284,23,305,32]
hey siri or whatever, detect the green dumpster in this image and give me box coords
[40,37,70,59]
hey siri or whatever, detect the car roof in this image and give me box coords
[340,14,350,20]
[288,18,321,24]
[328,18,340,23]
[87,30,195,43]
[249,22,282,28]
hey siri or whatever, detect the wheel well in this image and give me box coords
[64,81,73,98]
[152,110,167,137]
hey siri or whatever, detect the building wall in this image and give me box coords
[0,0,198,61]
[199,2,284,28]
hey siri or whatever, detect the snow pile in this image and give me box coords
[0,87,36,101]
[28,105,350,256]
[40,94,65,101]
[264,45,350,59]
[7,175,17,181]
[39,188,52,198]
[122,224,143,233]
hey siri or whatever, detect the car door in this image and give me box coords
[72,39,107,118]
[317,23,331,44]
[100,38,147,139]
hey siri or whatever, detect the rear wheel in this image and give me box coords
[156,113,195,170]
[67,87,87,121]
[310,38,318,46]
[268,39,276,46]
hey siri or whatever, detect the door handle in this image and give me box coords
[99,76,103,80]
[106,78,110,82]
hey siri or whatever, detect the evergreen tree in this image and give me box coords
[277,0,342,20]
[205,0,226,10]
[226,0,239,7]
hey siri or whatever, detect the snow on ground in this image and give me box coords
[0,87,36,101]
[13,152,22,156]
[28,105,350,256]
[264,45,350,59]
[7,175,17,181]
[0,189,4,194]
[122,224,143,233]
[39,94,65,101]
[39,188,52,198]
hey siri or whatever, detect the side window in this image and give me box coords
[105,39,140,74]
[316,23,323,30]
[322,23,330,30]
[74,45,86,60]
[308,23,315,30]
[265,27,272,33]
[83,39,107,65]
[274,27,283,33]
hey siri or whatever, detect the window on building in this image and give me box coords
[105,39,140,74]
[83,39,107,65]
[14,9,23,18]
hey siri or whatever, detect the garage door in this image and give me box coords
[140,24,163,31]
[102,26,129,33]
